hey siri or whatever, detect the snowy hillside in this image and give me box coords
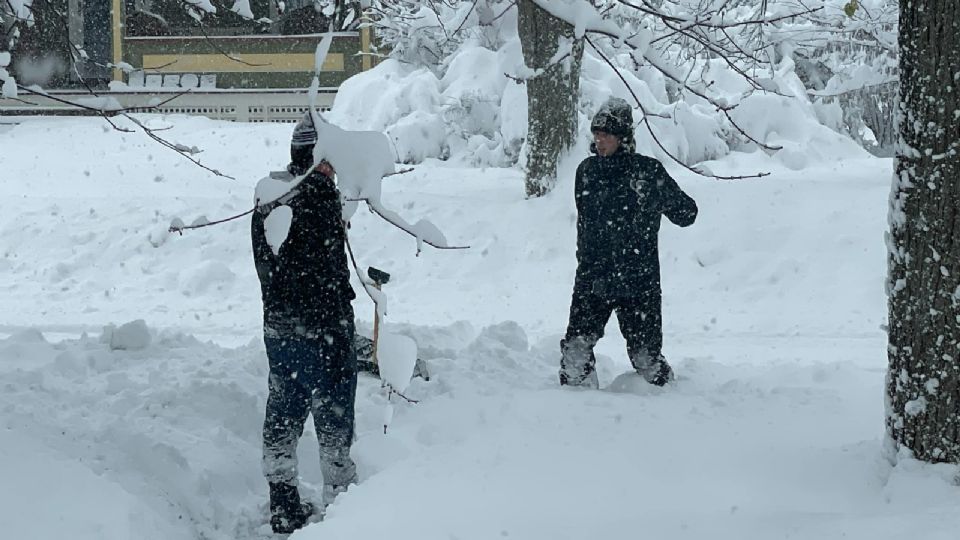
[2,115,957,540]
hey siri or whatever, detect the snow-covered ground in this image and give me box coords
[1,116,958,540]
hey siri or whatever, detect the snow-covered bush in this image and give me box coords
[330,1,524,166]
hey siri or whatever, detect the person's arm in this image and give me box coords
[655,162,698,227]
[573,162,588,249]
[251,201,277,290]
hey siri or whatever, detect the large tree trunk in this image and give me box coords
[887,0,960,464]
[517,0,583,198]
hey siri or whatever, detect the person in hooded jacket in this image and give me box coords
[251,113,358,534]
[560,97,698,389]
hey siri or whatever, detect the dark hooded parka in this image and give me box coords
[561,97,698,388]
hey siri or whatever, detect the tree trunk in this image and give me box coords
[887,0,960,464]
[517,0,583,198]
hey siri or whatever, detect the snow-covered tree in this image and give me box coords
[768,0,898,155]
[886,0,960,464]
[517,0,582,197]
[361,1,832,183]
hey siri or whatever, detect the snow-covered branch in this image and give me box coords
[349,198,470,254]
[511,0,811,176]
[345,225,388,315]
[585,36,770,181]
[124,114,235,179]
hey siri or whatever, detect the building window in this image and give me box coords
[125,0,274,37]
[123,1,361,38]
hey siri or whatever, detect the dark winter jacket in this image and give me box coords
[574,149,697,297]
[251,169,356,337]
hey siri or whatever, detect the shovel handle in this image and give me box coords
[371,282,382,366]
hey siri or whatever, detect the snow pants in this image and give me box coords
[560,287,663,384]
[262,327,358,496]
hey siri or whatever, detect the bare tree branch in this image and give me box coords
[1,94,39,106]
[808,79,898,98]
[14,83,234,178]
[386,385,419,404]
[3,0,238,180]
[346,198,470,253]
[503,52,573,83]
[445,0,479,44]
[616,0,685,23]
[169,208,255,234]
[122,113,235,180]
[489,0,518,24]
[13,84,188,115]
[187,10,272,68]
[721,108,782,152]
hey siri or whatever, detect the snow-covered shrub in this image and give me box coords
[330,1,524,167]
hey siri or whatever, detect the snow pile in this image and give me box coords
[706,57,870,169]
[328,48,523,166]
[326,3,528,166]
[0,428,189,540]
[0,329,269,540]
[581,47,870,169]
[102,319,153,351]
[3,321,957,540]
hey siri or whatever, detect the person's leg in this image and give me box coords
[262,336,314,533]
[560,289,614,388]
[615,289,673,386]
[309,318,359,507]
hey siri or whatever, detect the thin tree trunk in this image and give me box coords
[517,0,583,198]
[887,0,960,464]
[861,83,897,156]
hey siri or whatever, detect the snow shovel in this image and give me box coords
[356,266,430,381]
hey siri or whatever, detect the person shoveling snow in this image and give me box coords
[251,113,361,534]
[250,112,437,534]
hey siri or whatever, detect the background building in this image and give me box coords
[11,0,373,90]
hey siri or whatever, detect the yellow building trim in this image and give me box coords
[142,53,345,73]
[112,0,123,81]
[361,27,372,71]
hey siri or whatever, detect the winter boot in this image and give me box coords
[631,352,674,387]
[559,337,600,389]
[322,483,351,508]
[560,368,599,389]
[268,482,314,534]
[318,448,359,510]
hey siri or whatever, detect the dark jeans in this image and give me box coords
[262,328,358,493]
[560,288,663,382]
